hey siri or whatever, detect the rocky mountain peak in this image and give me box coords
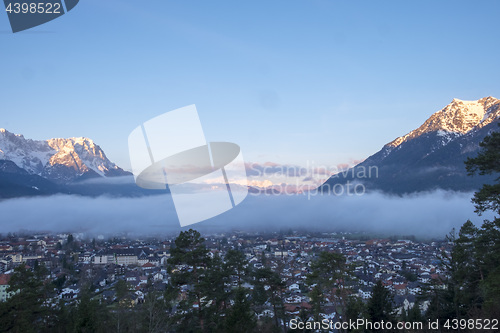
[388,96,499,148]
[0,129,128,183]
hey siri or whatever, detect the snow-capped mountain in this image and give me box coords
[388,96,499,148]
[321,97,500,193]
[0,129,129,184]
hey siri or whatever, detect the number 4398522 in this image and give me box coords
[6,2,61,14]
[444,318,498,330]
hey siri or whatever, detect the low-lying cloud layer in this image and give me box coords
[0,190,491,238]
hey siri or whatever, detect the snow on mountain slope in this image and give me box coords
[0,129,128,183]
[321,96,499,194]
[388,96,500,148]
[0,129,55,174]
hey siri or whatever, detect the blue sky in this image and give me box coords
[1,0,499,171]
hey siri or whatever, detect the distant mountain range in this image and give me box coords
[321,96,500,193]
[0,129,129,183]
[2,96,499,199]
[0,129,161,198]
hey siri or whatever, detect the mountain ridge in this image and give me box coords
[0,128,130,184]
[388,96,499,148]
[2,96,498,198]
[0,130,163,198]
[321,96,499,194]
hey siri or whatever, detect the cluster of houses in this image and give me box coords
[0,231,450,318]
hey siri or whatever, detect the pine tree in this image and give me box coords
[0,264,50,332]
[115,278,129,300]
[452,221,483,316]
[306,251,353,323]
[253,267,285,331]
[202,254,231,332]
[74,286,109,333]
[407,300,424,323]
[138,290,169,333]
[225,249,249,287]
[308,286,323,322]
[252,283,267,308]
[224,287,256,333]
[476,218,500,315]
[167,229,211,332]
[366,280,394,330]
[427,128,500,322]
[465,129,500,215]
[463,129,500,316]
[344,296,365,333]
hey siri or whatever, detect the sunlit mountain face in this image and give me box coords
[321,97,500,194]
[0,129,156,198]
[0,129,129,184]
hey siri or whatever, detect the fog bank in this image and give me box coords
[0,190,491,238]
